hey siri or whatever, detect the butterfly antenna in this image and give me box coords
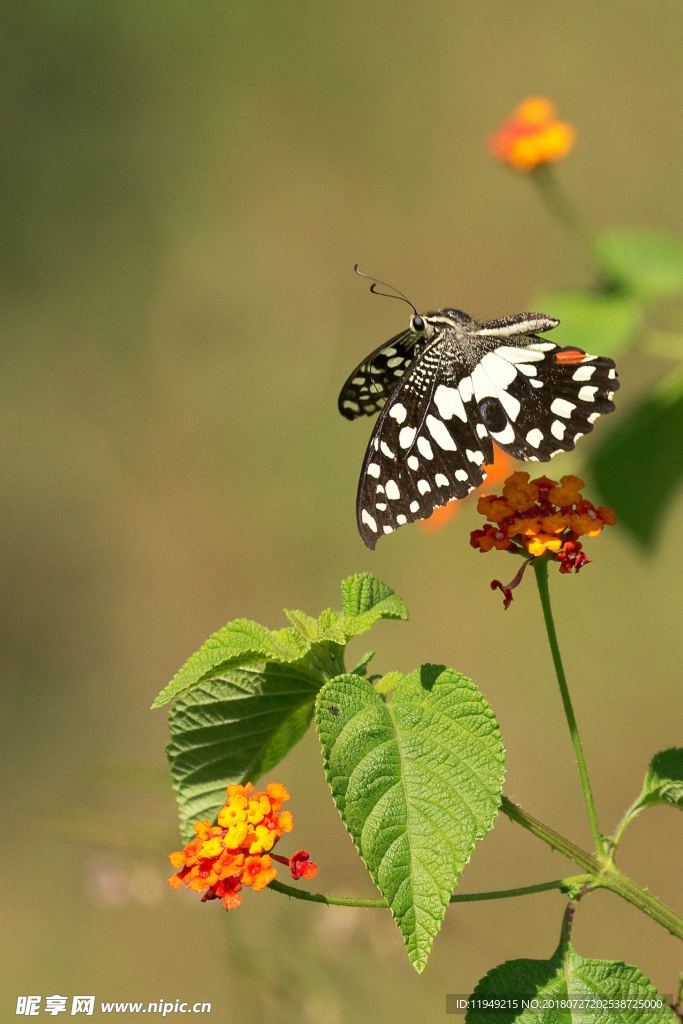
[353,263,418,316]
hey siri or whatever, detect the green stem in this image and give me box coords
[501,795,683,940]
[500,796,599,873]
[267,875,590,909]
[533,558,604,855]
[269,798,683,938]
[597,867,683,942]
[531,166,604,280]
[609,799,644,856]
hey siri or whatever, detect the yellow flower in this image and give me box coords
[248,824,277,855]
[247,795,271,825]
[223,821,249,849]
[525,534,563,557]
[198,837,224,859]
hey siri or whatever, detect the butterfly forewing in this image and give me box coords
[338,329,420,419]
[356,344,494,548]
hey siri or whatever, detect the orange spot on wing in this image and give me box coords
[419,448,515,535]
[555,348,586,365]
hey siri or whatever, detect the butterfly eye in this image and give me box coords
[410,315,425,333]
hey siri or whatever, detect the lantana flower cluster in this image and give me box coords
[488,97,575,172]
[470,472,616,607]
[168,782,317,911]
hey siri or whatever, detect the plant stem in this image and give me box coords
[596,867,683,942]
[608,799,643,856]
[532,557,604,855]
[267,875,590,909]
[500,796,599,873]
[501,795,683,940]
[269,798,683,938]
[531,166,603,280]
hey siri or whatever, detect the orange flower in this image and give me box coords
[167,780,315,911]
[241,855,277,891]
[540,511,572,535]
[488,97,575,172]
[502,471,539,512]
[548,475,585,507]
[420,448,515,534]
[470,523,512,553]
[470,471,616,607]
[477,495,513,524]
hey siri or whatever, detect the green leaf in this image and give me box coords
[597,228,683,300]
[466,943,676,1023]
[348,650,375,677]
[316,666,505,972]
[167,660,320,839]
[590,370,683,548]
[155,574,407,708]
[152,619,310,708]
[284,607,348,645]
[339,572,409,637]
[531,289,641,356]
[374,670,404,695]
[632,748,683,814]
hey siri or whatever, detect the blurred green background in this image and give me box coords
[2,2,681,1019]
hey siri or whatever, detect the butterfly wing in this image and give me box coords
[463,339,619,462]
[338,329,421,420]
[356,345,494,548]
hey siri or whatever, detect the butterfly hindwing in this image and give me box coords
[356,348,493,548]
[338,329,421,420]
[466,340,619,462]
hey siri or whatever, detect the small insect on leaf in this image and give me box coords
[340,271,619,548]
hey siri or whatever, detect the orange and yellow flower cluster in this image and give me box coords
[167,782,317,911]
[488,97,575,172]
[470,472,615,607]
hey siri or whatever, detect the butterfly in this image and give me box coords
[339,269,619,549]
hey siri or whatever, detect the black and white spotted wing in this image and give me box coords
[343,309,619,548]
[355,346,494,548]
[338,329,421,419]
[475,341,619,463]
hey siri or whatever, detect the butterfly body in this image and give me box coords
[339,307,619,548]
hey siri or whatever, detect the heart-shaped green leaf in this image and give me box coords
[466,942,676,1022]
[315,666,505,972]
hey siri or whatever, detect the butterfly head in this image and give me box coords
[410,308,474,341]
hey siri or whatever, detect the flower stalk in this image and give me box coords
[268,874,593,909]
[532,556,604,855]
[531,165,602,277]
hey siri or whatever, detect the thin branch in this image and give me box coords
[267,875,591,909]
